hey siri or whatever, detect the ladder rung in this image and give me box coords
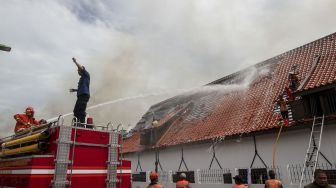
[305,161,316,166]
[52,180,69,185]
[307,149,317,153]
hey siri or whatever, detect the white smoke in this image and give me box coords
[0,0,336,137]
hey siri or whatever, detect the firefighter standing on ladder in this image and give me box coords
[69,57,90,126]
[275,95,289,126]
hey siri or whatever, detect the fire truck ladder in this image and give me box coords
[299,115,325,188]
[52,119,73,188]
[106,126,120,188]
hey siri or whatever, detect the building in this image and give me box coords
[122,32,336,188]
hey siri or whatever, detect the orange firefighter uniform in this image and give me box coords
[233,184,248,188]
[14,107,40,133]
[176,179,190,188]
[147,183,163,188]
[265,179,282,188]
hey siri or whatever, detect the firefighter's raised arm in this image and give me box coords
[69,57,82,93]
[72,57,84,71]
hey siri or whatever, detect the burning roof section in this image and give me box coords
[123,32,336,154]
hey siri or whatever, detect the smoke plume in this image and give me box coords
[0,0,336,137]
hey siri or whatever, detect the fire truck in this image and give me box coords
[0,117,131,188]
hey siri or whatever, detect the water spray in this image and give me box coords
[47,89,188,122]
[47,66,270,124]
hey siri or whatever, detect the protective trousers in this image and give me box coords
[73,94,90,125]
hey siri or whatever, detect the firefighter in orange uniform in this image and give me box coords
[176,173,190,188]
[14,107,45,133]
[265,170,283,188]
[275,95,289,126]
[147,171,163,188]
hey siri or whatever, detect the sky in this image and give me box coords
[0,0,336,137]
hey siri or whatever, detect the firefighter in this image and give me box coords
[69,57,90,126]
[233,175,248,188]
[275,95,289,126]
[285,86,294,101]
[176,173,190,188]
[14,107,46,133]
[265,170,283,188]
[147,171,163,188]
[288,71,299,91]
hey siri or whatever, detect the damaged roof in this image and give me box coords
[122,32,336,154]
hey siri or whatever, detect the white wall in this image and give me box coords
[125,123,336,187]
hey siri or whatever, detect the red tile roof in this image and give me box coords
[296,35,336,91]
[122,32,336,154]
[122,131,144,153]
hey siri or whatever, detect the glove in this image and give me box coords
[39,119,47,124]
[69,88,77,93]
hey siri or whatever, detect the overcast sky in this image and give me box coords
[0,0,336,137]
